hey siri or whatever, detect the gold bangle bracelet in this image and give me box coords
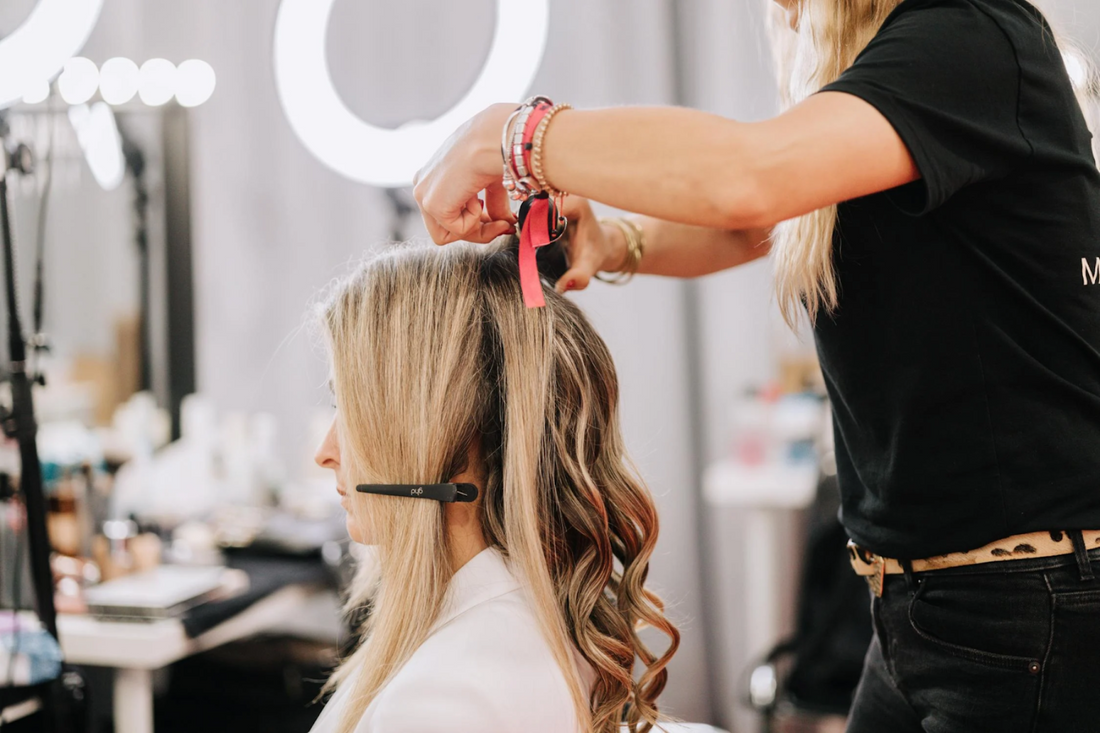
[621,217,646,260]
[530,103,573,197]
[594,217,644,285]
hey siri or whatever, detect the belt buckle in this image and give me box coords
[848,540,887,598]
[866,554,886,598]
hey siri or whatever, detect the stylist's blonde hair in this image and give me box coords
[319,239,678,733]
[768,0,904,326]
[768,0,1094,326]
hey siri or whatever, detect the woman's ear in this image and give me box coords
[445,440,484,487]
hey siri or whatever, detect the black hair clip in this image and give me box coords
[355,483,479,503]
[517,192,567,243]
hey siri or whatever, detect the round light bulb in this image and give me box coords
[22,79,50,105]
[175,59,216,107]
[0,0,104,109]
[57,56,99,105]
[138,58,176,106]
[99,56,139,105]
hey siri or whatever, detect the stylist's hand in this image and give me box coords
[413,103,518,245]
[554,197,628,293]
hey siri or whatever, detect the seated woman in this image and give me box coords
[308,237,678,733]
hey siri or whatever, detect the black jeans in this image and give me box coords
[847,541,1100,733]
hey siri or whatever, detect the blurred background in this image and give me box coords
[0,1,1098,732]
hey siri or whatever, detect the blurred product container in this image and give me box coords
[110,394,285,524]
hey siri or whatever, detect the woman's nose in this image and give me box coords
[314,418,341,470]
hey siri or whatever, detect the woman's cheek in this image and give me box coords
[345,503,373,545]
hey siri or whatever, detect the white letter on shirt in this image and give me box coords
[1083,257,1100,285]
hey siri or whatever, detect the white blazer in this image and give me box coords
[309,548,588,733]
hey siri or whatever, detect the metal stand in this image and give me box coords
[120,129,152,393]
[0,112,72,733]
[0,129,55,644]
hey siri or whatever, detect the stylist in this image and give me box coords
[414,0,1100,731]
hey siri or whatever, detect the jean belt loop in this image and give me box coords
[900,558,918,593]
[1068,529,1095,582]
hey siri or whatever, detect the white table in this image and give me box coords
[58,584,331,733]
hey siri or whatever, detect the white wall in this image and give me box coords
[1043,0,1100,47]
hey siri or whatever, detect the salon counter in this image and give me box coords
[59,583,340,733]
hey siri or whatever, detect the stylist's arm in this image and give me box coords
[413,95,917,281]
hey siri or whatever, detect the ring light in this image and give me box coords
[273,0,550,187]
[0,0,103,109]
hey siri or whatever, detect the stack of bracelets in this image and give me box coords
[502,97,645,307]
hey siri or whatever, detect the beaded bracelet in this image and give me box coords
[530,103,572,198]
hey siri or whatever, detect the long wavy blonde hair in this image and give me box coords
[318,239,679,733]
[768,0,1095,326]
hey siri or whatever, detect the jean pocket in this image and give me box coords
[906,573,1047,673]
[1031,589,1100,728]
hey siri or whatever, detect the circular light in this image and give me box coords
[175,59,216,107]
[138,58,176,106]
[22,79,50,105]
[0,0,104,109]
[99,56,139,105]
[57,56,99,105]
[273,0,549,187]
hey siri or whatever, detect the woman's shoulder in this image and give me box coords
[367,583,582,732]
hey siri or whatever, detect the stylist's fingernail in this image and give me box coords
[566,280,576,291]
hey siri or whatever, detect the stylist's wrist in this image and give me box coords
[473,103,519,178]
[599,222,630,273]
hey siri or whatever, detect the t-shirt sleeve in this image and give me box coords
[820,1,1032,215]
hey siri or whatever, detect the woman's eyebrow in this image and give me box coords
[327,379,335,394]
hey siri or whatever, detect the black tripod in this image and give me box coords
[0,112,78,733]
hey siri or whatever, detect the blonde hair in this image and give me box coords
[768,0,1097,327]
[768,0,905,327]
[319,239,679,733]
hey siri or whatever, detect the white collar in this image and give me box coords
[431,547,522,633]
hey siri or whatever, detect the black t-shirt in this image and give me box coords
[816,0,1100,559]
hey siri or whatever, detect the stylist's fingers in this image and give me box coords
[555,218,606,292]
[423,211,511,246]
[555,246,603,293]
[484,180,516,224]
[421,199,512,245]
[421,212,462,245]
[461,196,514,242]
[447,196,498,243]
[473,219,515,242]
[553,197,608,292]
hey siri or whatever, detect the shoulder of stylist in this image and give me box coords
[819,0,1032,214]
